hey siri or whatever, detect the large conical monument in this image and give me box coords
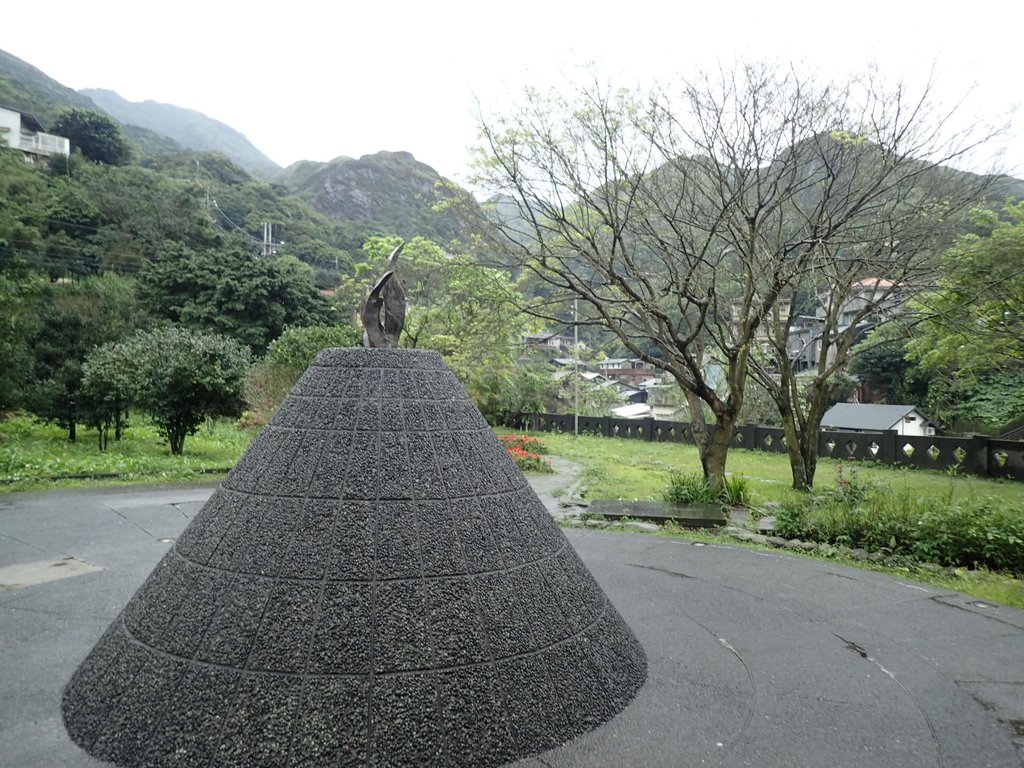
[63,347,647,767]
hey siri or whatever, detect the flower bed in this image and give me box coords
[498,434,554,473]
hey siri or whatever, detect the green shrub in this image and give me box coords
[664,471,750,506]
[772,500,808,539]
[664,472,717,504]
[265,324,361,373]
[912,500,1024,572]
[773,466,1024,573]
[722,475,751,506]
[829,462,879,505]
[0,445,25,475]
[242,324,362,428]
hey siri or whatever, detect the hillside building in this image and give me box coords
[0,105,70,160]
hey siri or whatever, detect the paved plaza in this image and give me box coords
[1,482,1022,767]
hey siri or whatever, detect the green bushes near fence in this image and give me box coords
[773,465,1024,573]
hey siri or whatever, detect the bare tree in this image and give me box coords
[466,62,997,490]
[741,88,999,488]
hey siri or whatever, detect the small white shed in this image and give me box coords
[821,403,936,436]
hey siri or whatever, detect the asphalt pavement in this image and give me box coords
[1,482,1022,767]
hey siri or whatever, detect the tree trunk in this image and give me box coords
[800,430,818,488]
[686,388,708,455]
[778,370,831,491]
[68,421,76,442]
[686,388,728,490]
[700,418,734,494]
[781,414,814,491]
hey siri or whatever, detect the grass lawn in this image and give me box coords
[0,414,251,492]
[533,430,1024,511]
[508,430,1024,610]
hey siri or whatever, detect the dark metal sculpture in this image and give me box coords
[362,242,406,347]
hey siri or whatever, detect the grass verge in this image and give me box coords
[0,414,251,492]
[529,430,1024,610]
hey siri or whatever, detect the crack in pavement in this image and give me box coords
[927,593,1024,630]
[101,503,155,540]
[833,632,946,767]
[627,563,695,579]
[0,531,68,557]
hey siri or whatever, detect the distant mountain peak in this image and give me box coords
[278,150,477,243]
[80,87,281,179]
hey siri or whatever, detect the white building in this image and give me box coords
[0,105,70,159]
[821,403,936,437]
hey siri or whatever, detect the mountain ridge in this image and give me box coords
[1,47,480,250]
[80,88,281,179]
[0,49,100,127]
[276,150,478,244]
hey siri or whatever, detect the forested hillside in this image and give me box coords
[1,48,482,259]
[0,49,99,125]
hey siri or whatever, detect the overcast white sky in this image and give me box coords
[3,1,1020,184]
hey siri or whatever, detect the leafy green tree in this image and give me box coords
[264,323,362,373]
[359,235,529,391]
[469,364,561,424]
[51,108,132,166]
[22,274,145,441]
[80,339,139,448]
[850,323,929,405]
[242,323,363,426]
[0,273,44,410]
[72,161,222,272]
[119,326,251,454]
[138,242,333,353]
[38,179,104,277]
[901,203,1024,431]
[937,370,1024,429]
[910,203,1024,376]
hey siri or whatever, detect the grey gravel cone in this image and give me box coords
[62,348,647,767]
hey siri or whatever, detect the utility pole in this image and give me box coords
[262,222,275,258]
[574,298,579,437]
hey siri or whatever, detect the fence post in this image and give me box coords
[741,423,756,451]
[644,417,655,442]
[968,434,989,477]
[752,425,764,453]
[879,430,897,465]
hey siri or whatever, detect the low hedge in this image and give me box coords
[774,483,1024,573]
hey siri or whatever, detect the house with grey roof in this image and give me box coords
[821,403,936,436]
